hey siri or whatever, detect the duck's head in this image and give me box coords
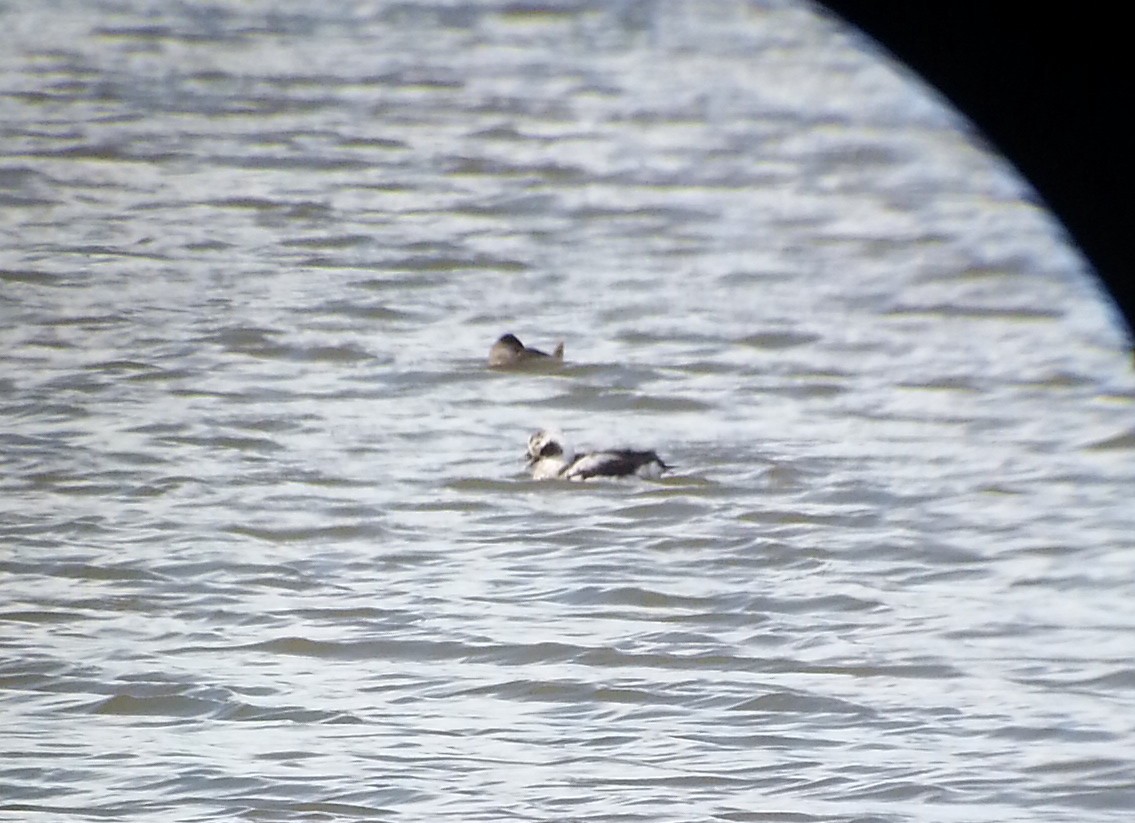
[489,333,526,366]
[526,429,567,465]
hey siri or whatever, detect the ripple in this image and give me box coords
[737,331,822,350]
[1086,428,1135,450]
[87,693,218,719]
[226,523,384,543]
[730,691,876,717]
[884,303,1064,320]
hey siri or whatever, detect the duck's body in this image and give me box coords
[526,429,669,481]
[489,334,564,368]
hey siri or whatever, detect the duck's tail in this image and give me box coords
[552,341,565,360]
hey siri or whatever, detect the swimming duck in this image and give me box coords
[525,429,670,481]
[489,334,564,367]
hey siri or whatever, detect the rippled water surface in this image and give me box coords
[3,2,1134,821]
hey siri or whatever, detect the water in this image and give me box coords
[2,1,1134,821]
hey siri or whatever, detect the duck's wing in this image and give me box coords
[563,449,667,480]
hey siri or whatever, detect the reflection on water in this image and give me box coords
[2,1,1134,821]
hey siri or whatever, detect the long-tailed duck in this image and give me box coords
[489,333,564,368]
[526,429,670,481]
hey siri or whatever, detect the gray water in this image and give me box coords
[2,2,1134,821]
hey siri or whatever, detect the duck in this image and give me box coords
[489,333,564,368]
[525,429,670,481]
